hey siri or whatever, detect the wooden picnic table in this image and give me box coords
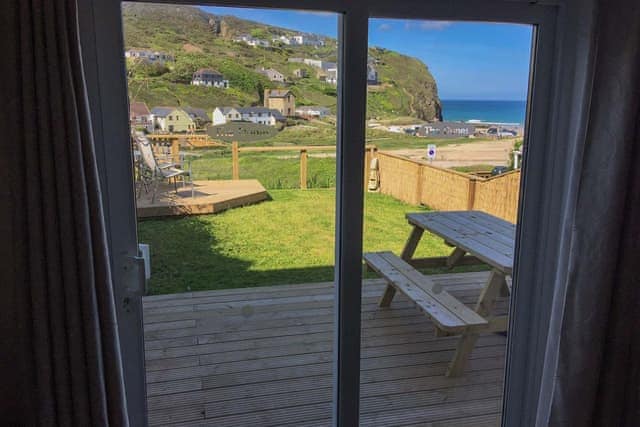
[364,210,515,376]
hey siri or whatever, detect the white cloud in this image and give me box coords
[378,23,393,31]
[404,20,453,31]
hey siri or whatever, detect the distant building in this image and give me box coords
[233,35,270,48]
[417,122,476,138]
[293,68,308,78]
[124,49,174,64]
[264,89,296,117]
[150,107,196,133]
[212,107,285,126]
[191,69,229,88]
[303,58,323,68]
[367,64,378,85]
[287,57,305,63]
[129,102,154,132]
[295,106,331,119]
[182,107,211,129]
[257,67,285,82]
[325,68,338,85]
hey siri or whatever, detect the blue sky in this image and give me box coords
[200,6,532,100]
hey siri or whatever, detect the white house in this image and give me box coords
[295,106,331,118]
[326,68,338,85]
[303,58,323,68]
[191,69,229,88]
[233,35,270,48]
[213,107,285,127]
[124,49,174,65]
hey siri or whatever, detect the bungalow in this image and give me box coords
[264,89,296,117]
[367,64,378,85]
[150,107,196,133]
[191,69,229,88]
[417,122,476,138]
[212,107,285,126]
[257,67,285,82]
[182,107,211,129]
[293,68,308,78]
[295,106,331,119]
[124,49,174,64]
[233,35,270,48]
[129,101,154,132]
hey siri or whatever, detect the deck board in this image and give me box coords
[143,273,507,426]
[136,179,268,218]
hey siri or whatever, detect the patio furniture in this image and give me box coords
[364,210,515,377]
[133,131,194,202]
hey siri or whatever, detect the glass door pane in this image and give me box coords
[120,3,340,424]
[360,18,533,425]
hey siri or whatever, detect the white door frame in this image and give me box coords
[81,0,588,425]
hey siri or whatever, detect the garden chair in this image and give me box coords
[133,131,194,202]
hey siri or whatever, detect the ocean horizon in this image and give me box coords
[441,99,527,125]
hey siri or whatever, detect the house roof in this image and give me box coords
[194,68,223,77]
[182,107,210,122]
[266,89,293,98]
[130,102,150,117]
[296,106,330,112]
[150,106,177,117]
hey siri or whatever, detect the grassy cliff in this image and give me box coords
[122,2,441,120]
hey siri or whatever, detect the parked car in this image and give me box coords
[491,166,510,176]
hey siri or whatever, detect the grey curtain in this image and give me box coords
[1,0,129,425]
[548,0,640,425]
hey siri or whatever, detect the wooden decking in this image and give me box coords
[143,272,508,426]
[136,179,268,218]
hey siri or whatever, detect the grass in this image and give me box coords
[138,189,466,295]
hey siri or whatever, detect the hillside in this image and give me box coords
[122,2,442,121]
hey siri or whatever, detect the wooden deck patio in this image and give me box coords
[136,179,268,218]
[143,272,508,426]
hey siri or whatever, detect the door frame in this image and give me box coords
[80,0,587,425]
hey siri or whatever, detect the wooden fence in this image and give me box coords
[231,142,378,189]
[376,151,521,222]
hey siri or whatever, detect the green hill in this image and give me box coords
[122,2,442,121]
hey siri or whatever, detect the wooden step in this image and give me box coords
[363,252,488,334]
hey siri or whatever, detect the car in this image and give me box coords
[491,166,510,176]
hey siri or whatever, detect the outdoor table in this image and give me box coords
[401,210,515,375]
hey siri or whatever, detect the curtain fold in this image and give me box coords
[2,0,129,425]
[548,0,640,425]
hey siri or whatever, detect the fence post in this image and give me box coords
[300,149,308,189]
[232,141,239,180]
[171,138,180,164]
[467,177,477,210]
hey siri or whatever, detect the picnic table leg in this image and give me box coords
[447,269,506,376]
[400,227,424,261]
[446,247,467,269]
[380,226,424,308]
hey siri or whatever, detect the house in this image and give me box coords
[367,64,378,85]
[326,68,338,85]
[149,107,196,133]
[264,89,296,116]
[257,67,285,82]
[295,106,331,118]
[287,57,305,63]
[124,49,174,64]
[233,35,270,48]
[191,69,229,88]
[303,58,324,68]
[212,107,285,126]
[417,122,476,138]
[129,101,154,132]
[293,68,308,78]
[182,107,211,129]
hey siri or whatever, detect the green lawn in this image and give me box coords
[138,189,459,295]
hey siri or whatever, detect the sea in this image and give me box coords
[441,100,527,125]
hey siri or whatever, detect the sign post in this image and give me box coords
[427,144,437,163]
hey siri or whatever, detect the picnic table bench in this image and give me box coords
[364,210,515,377]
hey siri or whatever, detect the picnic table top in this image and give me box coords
[407,210,516,274]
